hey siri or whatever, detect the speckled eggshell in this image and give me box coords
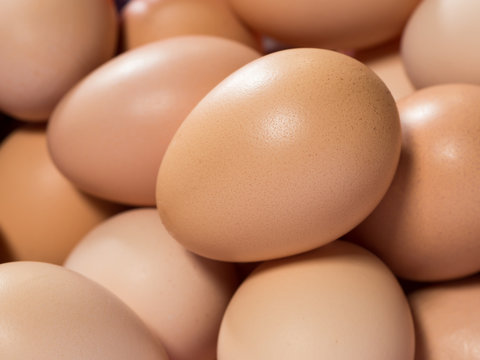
[350,84,480,281]
[356,41,415,100]
[0,0,118,122]
[401,0,480,88]
[227,0,420,50]
[0,126,122,264]
[218,241,415,360]
[156,48,401,262]
[0,261,169,359]
[409,275,480,360]
[123,0,260,51]
[65,208,238,360]
[47,36,260,206]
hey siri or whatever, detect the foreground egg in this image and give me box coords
[218,241,415,359]
[65,208,238,360]
[48,36,260,206]
[156,48,401,262]
[409,275,480,360]
[351,84,480,281]
[228,0,419,50]
[0,0,117,122]
[0,126,122,264]
[0,262,168,359]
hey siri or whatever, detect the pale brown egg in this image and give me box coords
[218,241,415,359]
[350,84,480,281]
[0,0,118,122]
[356,40,415,100]
[65,208,238,360]
[409,275,480,360]
[0,261,168,359]
[47,36,260,206]
[156,48,401,262]
[227,0,420,50]
[402,0,480,88]
[0,126,122,264]
[123,0,260,51]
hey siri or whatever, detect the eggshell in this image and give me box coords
[0,126,122,264]
[409,275,480,360]
[227,0,420,50]
[156,48,401,262]
[47,36,260,206]
[401,0,480,88]
[65,208,238,360]
[350,84,480,281]
[0,0,118,122]
[123,0,260,51]
[356,40,415,100]
[218,241,415,359]
[0,261,168,359]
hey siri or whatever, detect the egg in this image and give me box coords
[0,126,122,264]
[0,261,168,359]
[401,0,480,88]
[409,275,480,360]
[47,36,260,206]
[123,0,260,51]
[65,208,238,360]
[218,241,415,359]
[350,84,480,281]
[356,40,415,100]
[0,0,118,122]
[227,0,420,50]
[156,48,401,262]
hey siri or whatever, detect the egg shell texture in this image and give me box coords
[156,48,401,262]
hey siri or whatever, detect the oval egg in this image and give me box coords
[218,241,415,359]
[47,36,260,206]
[156,48,401,262]
[0,0,118,122]
[65,208,238,360]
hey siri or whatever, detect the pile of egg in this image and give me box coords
[0,0,479,358]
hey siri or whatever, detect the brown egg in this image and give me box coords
[409,275,480,360]
[0,261,168,359]
[402,0,480,88]
[351,84,480,281]
[218,241,415,359]
[123,0,260,51]
[156,48,401,262]
[0,126,122,264]
[356,40,415,100]
[0,0,117,122]
[65,208,238,360]
[227,0,420,50]
[47,36,260,206]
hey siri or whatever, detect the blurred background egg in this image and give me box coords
[227,0,420,50]
[409,275,480,360]
[122,0,260,51]
[47,36,260,206]
[65,208,238,360]
[0,0,118,122]
[0,261,169,359]
[218,241,414,359]
[350,84,480,281]
[156,48,401,262]
[402,0,480,88]
[0,126,122,264]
